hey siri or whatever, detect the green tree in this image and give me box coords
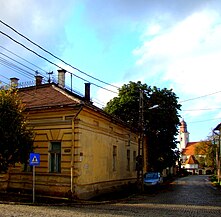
[0,88,34,172]
[104,81,181,172]
[195,140,215,168]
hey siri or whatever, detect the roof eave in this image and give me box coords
[214,123,221,131]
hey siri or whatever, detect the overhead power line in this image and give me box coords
[0,73,10,81]
[0,73,107,108]
[0,57,33,79]
[3,19,221,105]
[0,19,119,89]
[0,45,48,74]
[0,51,36,75]
[182,107,221,111]
[189,117,221,124]
[0,51,107,106]
[179,90,221,103]
[0,30,118,94]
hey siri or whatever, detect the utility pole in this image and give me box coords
[213,129,221,184]
[137,89,144,192]
[217,134,220,183]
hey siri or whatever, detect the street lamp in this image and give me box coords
[136,89,159,192]
[148,105,159,110]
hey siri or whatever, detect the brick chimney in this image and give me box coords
[10,77,19,88]
[85,83,91,102]
[57,69,66,88]
[35,75,43,86]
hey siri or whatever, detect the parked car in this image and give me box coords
[143,172,163,188]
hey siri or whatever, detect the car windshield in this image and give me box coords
[144,173,158,179]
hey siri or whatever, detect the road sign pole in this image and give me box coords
[29,153,40,203]
[33,165,35,203]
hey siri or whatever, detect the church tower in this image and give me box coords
[178,119,189,152]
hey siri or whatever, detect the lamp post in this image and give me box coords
[136,90,144,192]
[213,123,221,184]
[136,89,159,192]
[213,130,221,183]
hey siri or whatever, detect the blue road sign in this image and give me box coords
[29,153,40,166]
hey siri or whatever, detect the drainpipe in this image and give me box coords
[71,105,83,195]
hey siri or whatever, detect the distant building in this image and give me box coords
[178,119,212,175]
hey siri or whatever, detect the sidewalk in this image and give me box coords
[0,189,136,206]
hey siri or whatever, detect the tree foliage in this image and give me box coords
[0,88,34,172]
[104,81,181,172]
[195,140,215,168]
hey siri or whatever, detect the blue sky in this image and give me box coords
[1,0,221,142]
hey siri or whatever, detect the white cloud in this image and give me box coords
[94,83,120,108]
[131,8,221,140]
[0,0,77,82]
[133,9,221,96]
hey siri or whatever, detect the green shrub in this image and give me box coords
[210,175,217,182]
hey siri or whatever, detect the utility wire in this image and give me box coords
[0,52,36,75]
[189,117,221,124]
[182,108,221,111]
[0,51,106,105]
[3,20,221,108]
[179,90,221,103]
[0,73,10,81]
[0,45,48,74]
[0,30,118,94]
[0,57,33,79]
[0,19,119,89]
[0,47,107,105]
[0,73,107,107]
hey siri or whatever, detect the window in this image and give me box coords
[127,150,130,171]
[49,142,61,173]
[113,146,117,171]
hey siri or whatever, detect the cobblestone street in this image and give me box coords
[0,175,221,217]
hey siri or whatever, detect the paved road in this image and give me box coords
[0,175,221,216]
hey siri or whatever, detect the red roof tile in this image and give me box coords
[181,142,204,155]
[185,155,199,165]
[18,83,82,109]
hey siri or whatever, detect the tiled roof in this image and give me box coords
[18,83,82,109]
[17,82,137,130]
[181,142,204,155]
[185,155,199,165]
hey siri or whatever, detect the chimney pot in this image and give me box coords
[57,69,66,88]
[10,77,19,88]
[35,75,43,86]
[85,83,91,102]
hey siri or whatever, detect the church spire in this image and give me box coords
[179,118,189,151]
[180,118,187,133]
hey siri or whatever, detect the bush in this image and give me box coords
[210,175,217,182]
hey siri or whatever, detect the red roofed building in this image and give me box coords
[179,120,212,175]
[0,70,141,200]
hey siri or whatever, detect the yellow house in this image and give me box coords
[0,70,143,199]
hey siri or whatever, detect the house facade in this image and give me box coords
[0,70,143,199]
